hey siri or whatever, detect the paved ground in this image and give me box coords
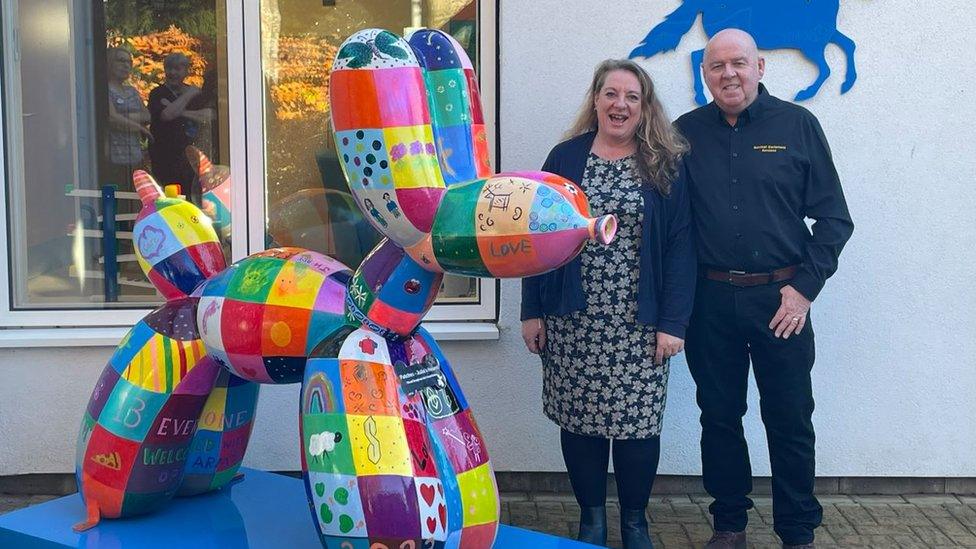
[500,493,976,548]
[4,492,976,547]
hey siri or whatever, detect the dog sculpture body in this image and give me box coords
[74,28,617,548]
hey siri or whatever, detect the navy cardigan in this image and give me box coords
[519,132,697,338]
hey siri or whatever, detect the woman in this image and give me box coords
[521,59,695,548]
[105,47,150,194]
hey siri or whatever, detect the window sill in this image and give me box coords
[0,322,499,348]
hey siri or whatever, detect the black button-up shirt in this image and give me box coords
[675,84,854,301]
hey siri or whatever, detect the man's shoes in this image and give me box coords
[577,505,607,546]
[783,544,815,548]
[704,530,746,549]
[619,507,654,549]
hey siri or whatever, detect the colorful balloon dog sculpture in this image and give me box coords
[74,28,617,548]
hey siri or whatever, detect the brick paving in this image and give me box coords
[5,491,976,547]
[501,493,976,548]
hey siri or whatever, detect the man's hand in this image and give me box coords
[655,332,684,365]
[521,318,546,354]
[769,285,811,339]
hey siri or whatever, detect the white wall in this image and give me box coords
[2,0,975,478]
[495,0,976,476]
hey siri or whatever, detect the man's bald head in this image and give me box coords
[704,29,760,65]
[701,28,765,123]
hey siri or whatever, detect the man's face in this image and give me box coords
[703,36,765,117]
[164,62,189,86]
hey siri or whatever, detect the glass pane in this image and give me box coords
[4,0,231,309]
[261,0,480,303]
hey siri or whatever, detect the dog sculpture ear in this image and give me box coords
[133,169,164,207]
[330,29,446,248]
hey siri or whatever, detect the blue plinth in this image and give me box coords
[0,468,594,548]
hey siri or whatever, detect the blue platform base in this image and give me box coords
[0,468,594,548]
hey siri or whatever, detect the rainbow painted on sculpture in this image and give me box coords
[132,170,226,299]
[405,173,617,277]
[194,247,355,385]
[178,369,259,496]
[75,298,222,525]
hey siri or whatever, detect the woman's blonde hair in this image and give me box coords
[566,59,687,195]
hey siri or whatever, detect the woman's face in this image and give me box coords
[109,52,133,82]
[593,69,643,144]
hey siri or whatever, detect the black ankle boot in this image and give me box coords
[577,505,607,546]
[620,507,653,549]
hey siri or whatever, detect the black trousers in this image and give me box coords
[560,429,660,510]
[685,279,822,545]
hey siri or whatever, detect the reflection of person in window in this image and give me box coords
[105,47,150,193]
[188,68,219,164]
[148,52,212,204]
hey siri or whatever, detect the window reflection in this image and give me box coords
[261,0,480,303]
[4,0,229,308]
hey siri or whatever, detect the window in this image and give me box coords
[255,0,493,320]
[1,0,497,329]
[1,0,232,319]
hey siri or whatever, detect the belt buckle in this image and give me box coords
[728,270,746,285]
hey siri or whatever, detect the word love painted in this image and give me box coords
[488,238,531,258]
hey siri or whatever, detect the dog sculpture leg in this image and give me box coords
[177,369,260,495]
[73,298,221,531]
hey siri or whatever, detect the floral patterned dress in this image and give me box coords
[542,153,667,439]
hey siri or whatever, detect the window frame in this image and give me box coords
[0,0,500,330]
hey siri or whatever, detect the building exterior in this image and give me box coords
[1,0,974,482]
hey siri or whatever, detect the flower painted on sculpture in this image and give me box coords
[137,225,166,260]
[391,143,407,161]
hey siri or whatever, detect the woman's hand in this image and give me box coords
[654,332,684,365]
[521,318,547,354]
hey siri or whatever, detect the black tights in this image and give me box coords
[561,428,661,510]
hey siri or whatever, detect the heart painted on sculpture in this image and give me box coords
[420,483,436,506]
[426,516,437,534]
[315,482,325,497]
[438,503,447,527]
[339,514,354,534]
[320,503,333,524]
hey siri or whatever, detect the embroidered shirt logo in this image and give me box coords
[754,145,787,153]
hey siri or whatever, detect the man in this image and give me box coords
[674,29,853,549]
[148,53,210,204]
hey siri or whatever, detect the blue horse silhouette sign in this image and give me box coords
[629,0,857,105]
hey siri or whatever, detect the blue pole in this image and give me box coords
[102,186,118,302]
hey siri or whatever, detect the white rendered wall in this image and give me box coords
[1,0,974,478]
